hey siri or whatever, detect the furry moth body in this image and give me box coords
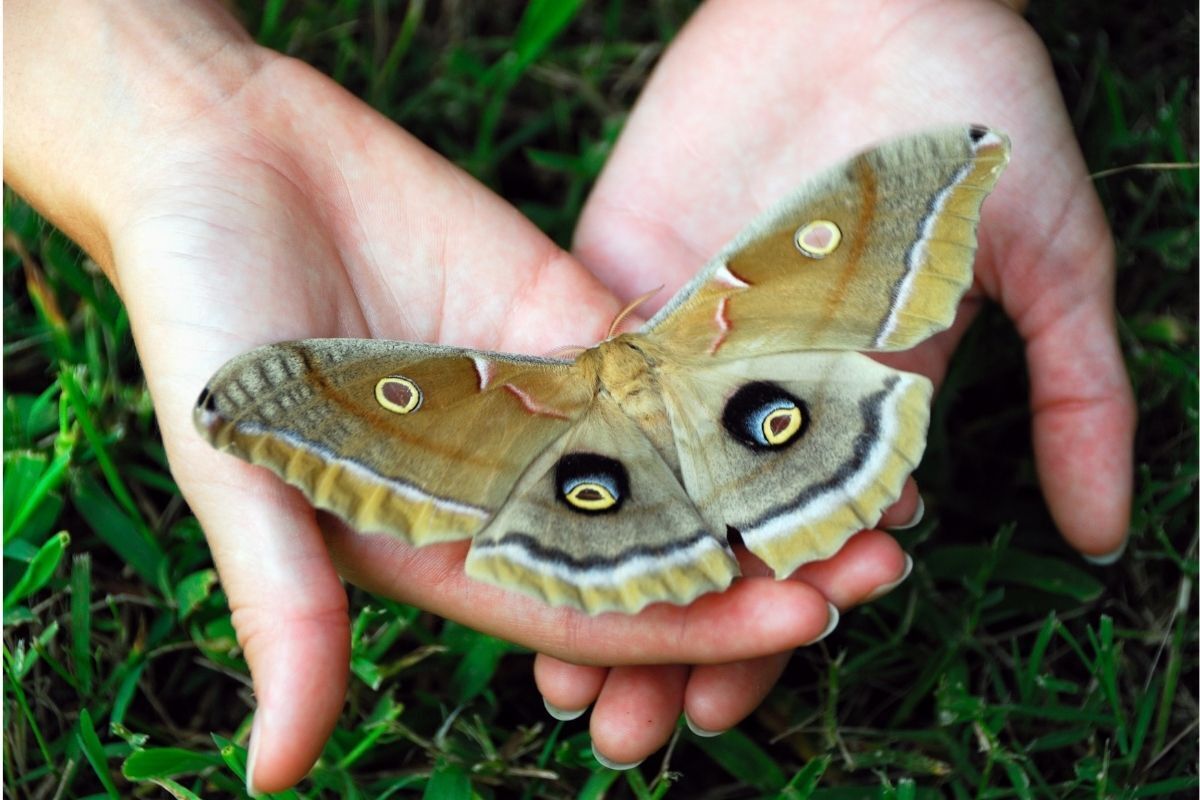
[195,126,1010,614]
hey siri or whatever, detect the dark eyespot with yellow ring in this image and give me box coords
[555,453,629,514]
[722,382,809,450]
[375,376,422,414]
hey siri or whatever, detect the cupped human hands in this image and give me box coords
[8,0,1134,789]
[103,48,911,792]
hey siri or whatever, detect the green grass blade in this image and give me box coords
[76,708,121,799]
[423,758,472,799]
[121,747,225,780]
[4,644,57,769]
[173,568,218,620]
[782,754,831,798]
[72,473,164,586]
[3,448,70,544]
[3,530,69,609]
[110,659,145,727]
[513,0,585,71]
[688,728,787,792]
[576,767,621,799]
[149,778,205,800]
[57,365,154,542]
[70,553,93,694]
[210,732,249,786]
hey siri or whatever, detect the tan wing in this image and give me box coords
[642,126,1010,357]
[657,351,931,576]
[194,339,591,544]
[466,397,739,614]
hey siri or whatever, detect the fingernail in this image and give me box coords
[888,496,925,531]
[684,712,725,738]
[811,603,840,643]
[543,697,586,721]
[1083,538,1128,566]
[865,553,915,602]
[592,742,643,770]
[245,714,262,798]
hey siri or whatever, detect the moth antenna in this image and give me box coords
[606,286,664,338]
[547,344,588,360]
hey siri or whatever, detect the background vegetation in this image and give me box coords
[4,1,1196,797]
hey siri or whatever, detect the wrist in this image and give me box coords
[4,1,272,275]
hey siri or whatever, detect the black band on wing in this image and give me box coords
[471,529,715,570]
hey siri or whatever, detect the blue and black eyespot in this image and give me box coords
[722,382,809,450]
[556,453,630,514]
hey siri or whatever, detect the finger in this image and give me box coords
[679,532,911,738]
[1023,291,1135,560]
[119,260,354,795]
[981,143,1134,561]
[326,523,834,665]
[793,530,913,608]
[879,478,923,531]
[682,532,910,738]
[534,654,607,721]
[589,665,689,769]
[734,524,911,603]
[683,652,791,738]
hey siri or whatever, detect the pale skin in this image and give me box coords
[5,0,1132,791]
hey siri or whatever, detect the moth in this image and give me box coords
[195,126,1010,615]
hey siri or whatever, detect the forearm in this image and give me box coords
[3,0,268,276]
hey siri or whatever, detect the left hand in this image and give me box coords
[543,0,1134,767]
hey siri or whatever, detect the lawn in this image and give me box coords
[4,2,1196,797]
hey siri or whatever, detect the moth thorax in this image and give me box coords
[593,338,679,471]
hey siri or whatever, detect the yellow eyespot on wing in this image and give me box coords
[564,482,618,511]
[375,376,422,414]
[793,219,842,259]
[554,454,629,514]
[762,405,802,445]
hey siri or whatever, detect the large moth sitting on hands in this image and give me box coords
[195,126,1010,615]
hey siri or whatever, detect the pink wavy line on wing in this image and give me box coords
[707,296,733,355]
[503,383,571,420]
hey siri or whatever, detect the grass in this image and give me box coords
[3,1,1197,797]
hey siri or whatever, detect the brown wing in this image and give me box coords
[194,339,593,544]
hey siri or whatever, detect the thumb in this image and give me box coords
[121,300,352,792]
[134,318,351,793]
[1022,260,1135,561]
[983,139,1135,561]
[188,456,351,794]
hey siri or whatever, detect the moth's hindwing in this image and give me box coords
[465,397,739,614]
[658,350,931,576]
